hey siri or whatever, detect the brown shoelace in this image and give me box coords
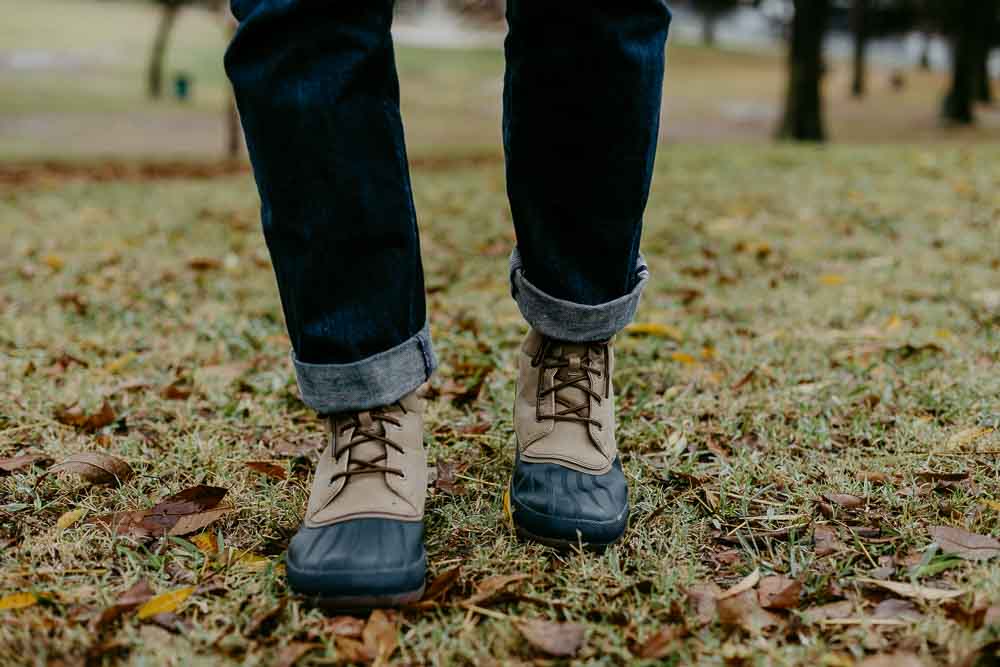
[330,404,406,484]
[531,338,610,429]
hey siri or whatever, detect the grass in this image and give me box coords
[1,143,999,664]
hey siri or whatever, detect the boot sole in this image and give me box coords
[299,583,426,613]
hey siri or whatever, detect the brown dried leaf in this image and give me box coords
[872,598,922,621]
[0,453,50,475]
[515,619,586,657]
[49,452,134,486]
[814,525,847,556]
[96,485,230,538]
[334,637,372,663]
[757,575,802,610]
[801,600,854,623]
[187,257,221,271]
[322,616,365,638]
[54,400,116,432]
[90,580,154,632]
[463,573,530,606]
[418,566,462,606]
[858,654,925,667]
[245,599,287,638]
[856,577,964,601]
[362,609,398,663]
[718,568,760,600]
[928,525,1000,562]
[824,493,864,509]
[275,642,319,667]
[246,461,287,481]
[685,582,722,626]
[160,380,193,400]
[434,460,460,495]
[633,624,685,659]
[717,589,782,632]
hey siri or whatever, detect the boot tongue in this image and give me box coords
[550,344,597,420]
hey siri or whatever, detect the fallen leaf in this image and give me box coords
[160,379,193,400]
[96,485,231,538]
[824,493,864,509]
[322,616,366,638]
[56,508,86,530]
[434,460,460,495]
[0,592,38,611]
[858,470,889,484]
[48,452,134,486]
[858,654,925,667]
[670,351,698,365]
[245,598,287,638]
[685,582,722,625]
[757,576,801,610]
[190,532,218,554]
[717,589,782,632]
[819,274,845,286]
[104,352,137,374]
[515,619,585,657]
[943,426,993,452]
[54,401,117,432]
[136,587,194,619]
[801,600,854,623]
[462,573,529,606]
[0,454,49,475]
[362,609,398,663]
[856,577,964,601]
[187,257,221,271]
[246,461,287,481]
[718,568,760,600]
[275,642,319,667]
[418,566,462,606]
[334,637,372,663]
[814,525,847,556]
[90,580,154,632]
[872,598,922,621]
[633,624,685,659]
[625,322,684,342]
[929,525,1000,562]
[41,253,65,271]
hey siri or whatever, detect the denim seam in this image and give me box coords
[292,322,437,414]
[509,248,649,342]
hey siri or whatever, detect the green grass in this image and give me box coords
[2,143,999,664]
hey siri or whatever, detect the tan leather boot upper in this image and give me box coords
[304,391,426,528]
[514,329,616,475]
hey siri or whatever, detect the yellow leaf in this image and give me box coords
[136,587,194,619]
[943,426,994,452]
[935,328,952,339]
[40,254,65,271]
[983,500,1000,512]
[104,352,137,374]
[626,322,683,342]
[884,315,902,331]
[232,551,270,572]
[670,351,698,365]
[701,346,716,361]
[0,592,38,610]
[819,274,845,286]
[191,532,218,554]
[56,508,86,531]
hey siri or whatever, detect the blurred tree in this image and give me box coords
[690,0,742,46]
[148,0,186,99]
[850,0,870,97]
[778,0,829,141]
[940,0,995,124]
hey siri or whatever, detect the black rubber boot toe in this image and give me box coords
[508,451,629,550]
[286,517,426,609]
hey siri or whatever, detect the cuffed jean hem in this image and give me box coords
[292,322,437,414]
[509,248,649,342]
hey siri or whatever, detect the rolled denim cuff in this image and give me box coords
[509,248,649,342]
[292,322,437,414]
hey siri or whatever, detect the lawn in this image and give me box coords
[2,142,999,665]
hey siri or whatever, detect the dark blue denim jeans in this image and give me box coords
[225,0,670,413]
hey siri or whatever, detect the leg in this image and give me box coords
[225,0,434,415]
[503,0,670,549]
[225,0,430,607]
[504,0,669,341]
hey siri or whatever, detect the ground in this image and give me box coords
[2,143,999,665]
[3,1,1000,665]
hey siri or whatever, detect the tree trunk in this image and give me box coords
[148,3,180,99]
[975,46,993,104]
[702,9,719,46]
[941,0,989,124]
[919,30,932,70]
[778,0,829,141]
[850,0,869,97]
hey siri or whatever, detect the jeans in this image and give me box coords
[225,0,670,414]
